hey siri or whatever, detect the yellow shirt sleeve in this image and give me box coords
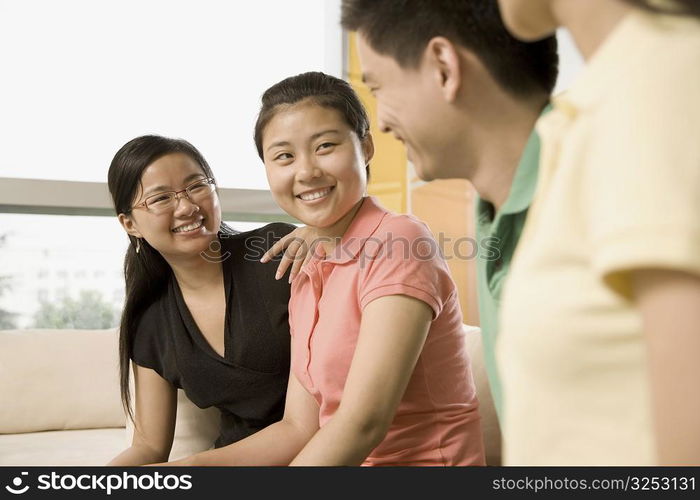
[583,52,700,299]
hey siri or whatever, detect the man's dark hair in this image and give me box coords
[341,0,559,98]
[623,0,700,17]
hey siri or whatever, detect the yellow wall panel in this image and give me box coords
[410,180,480,325]
[346,32,407,212]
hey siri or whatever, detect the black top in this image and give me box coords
[131,223,294,448]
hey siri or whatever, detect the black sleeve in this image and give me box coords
[130,301,167,376]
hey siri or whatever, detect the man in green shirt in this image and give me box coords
[341,0,558,418]
[474,122,543,417]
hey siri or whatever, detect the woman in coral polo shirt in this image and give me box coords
[166,71,485,466]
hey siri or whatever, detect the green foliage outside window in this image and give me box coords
[32,290,119,329]
[0,234,18,330]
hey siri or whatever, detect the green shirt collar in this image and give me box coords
[476,104,550,222]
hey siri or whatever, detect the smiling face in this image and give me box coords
[118,152,221,261]
[356,33,466,182]
[262,100,373,231]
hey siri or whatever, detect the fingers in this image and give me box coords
[259,226,323,282]
[289,251,305,284]
[275,238,304,280]
[283,237,310,283]
[260,233,294,263]
[290,241,326,283]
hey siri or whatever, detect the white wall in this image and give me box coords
[0,0,342,190]
[554,28,585,95]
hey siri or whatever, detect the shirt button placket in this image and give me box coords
[304,267,323,388]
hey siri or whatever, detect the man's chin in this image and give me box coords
[411,162,435,183]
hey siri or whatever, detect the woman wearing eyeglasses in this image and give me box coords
[106,135,303,465]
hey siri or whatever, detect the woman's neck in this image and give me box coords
[167,244,224,293]
[555,0,633,61]
[313,197,366,255]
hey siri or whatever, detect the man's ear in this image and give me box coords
[362,133,375,165]
[424,36,462,103]
[117,213,143,239]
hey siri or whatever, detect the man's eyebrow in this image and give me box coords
[144,173,204,196]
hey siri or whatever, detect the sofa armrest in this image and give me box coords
[463,324,502,466]
[0,328,124,434]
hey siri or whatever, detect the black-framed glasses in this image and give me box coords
[131,177,216,214]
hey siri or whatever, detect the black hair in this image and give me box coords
[254,71,371,179]
[107,134,235,421]
[623,0,700,17]
[341,0,559,98]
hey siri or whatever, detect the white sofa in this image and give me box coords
[0,326,500,466]
[0,328,219,466]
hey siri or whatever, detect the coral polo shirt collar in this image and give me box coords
[321,196,388,265]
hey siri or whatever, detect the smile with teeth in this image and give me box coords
[297,186,334,201]
[172,219,204,233]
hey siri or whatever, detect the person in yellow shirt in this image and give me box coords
[495,0,700,465]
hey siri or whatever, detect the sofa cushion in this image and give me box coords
[170,390,220,460]
[0,428,126,466]
[463,324,502,466]
[125,389,221,461]
[0,326,501,465]
[0,328,125,433]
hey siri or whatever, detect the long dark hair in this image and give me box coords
[253,71,371,179]
[623,0,700,17]
[107,135,234,421]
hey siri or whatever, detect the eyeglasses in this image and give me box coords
[131,177,216,214]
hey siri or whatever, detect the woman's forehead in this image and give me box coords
[264,103,350,143]
[136,153,206,197]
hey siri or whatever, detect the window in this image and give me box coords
[0,1,338,329]
[0,0,343,189]
[0,214,271,329]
